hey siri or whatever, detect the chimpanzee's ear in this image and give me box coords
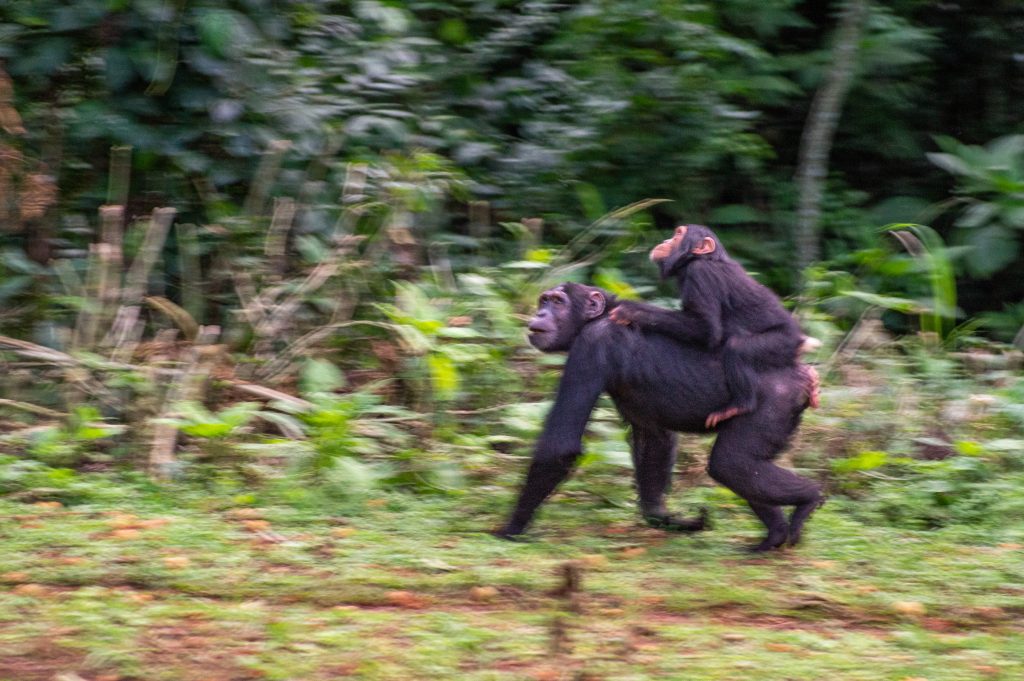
[583,290,606,319]
[692,236,716,255]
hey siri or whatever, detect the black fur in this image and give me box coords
[498,283,823,551]
[616,225,804,421]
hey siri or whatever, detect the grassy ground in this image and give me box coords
[1,480,1023,681]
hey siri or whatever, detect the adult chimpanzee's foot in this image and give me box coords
[748,526,789,552]
[491,527,534,542]
[705,404,750,429]
[787,494,826,546]
[643,507,710,533]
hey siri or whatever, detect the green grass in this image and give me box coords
[2,485,1023,681]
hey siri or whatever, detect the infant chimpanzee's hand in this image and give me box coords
[609,302,640,326]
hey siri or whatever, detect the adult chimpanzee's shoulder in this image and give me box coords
[571,317,631,366]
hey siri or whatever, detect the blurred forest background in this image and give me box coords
[2,2,1024,679]
[1,0,1024,504]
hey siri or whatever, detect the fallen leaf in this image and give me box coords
[578,554,608,568]
[242,519,271,531]
[33,501,63,509]
[893,601,926,617]
[162,556,191,569]
[227,508,265,520]
[620,547,646,558]
[766,643,799,652]
[107,513,139,528]
[530,669,560,681]
[110,528,142,540]
[1,572,29,583]
[386,590,427,609]
[331,527,356,538]
[721,633,746,642]
[12,583,48,597]
[469,586,499,602]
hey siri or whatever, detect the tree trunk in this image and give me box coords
[794,0,869,271]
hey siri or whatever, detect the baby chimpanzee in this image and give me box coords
[612,224,806,427]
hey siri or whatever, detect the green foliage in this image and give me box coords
[928,135,1024,277]
[26,407,124,467]
[850,446,1024,530]
[171,401,260,440]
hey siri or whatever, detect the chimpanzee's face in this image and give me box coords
[527,284,606,352]
[649,225,718,277]
[650,225,688,265]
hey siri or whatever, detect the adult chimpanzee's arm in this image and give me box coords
[496,341,607,538]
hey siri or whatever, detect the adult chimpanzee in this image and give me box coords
[496,282,822,551]
[611,225,806,428]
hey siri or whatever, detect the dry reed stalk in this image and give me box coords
[107,146,132,207]
[263,196,297,281]
[0,65,25,136]
[72,205,124,350]
[243,140,291,217]
[105,207,176,359]
[148,325,222,479]
[175,222,204,324]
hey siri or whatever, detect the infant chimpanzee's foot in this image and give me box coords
[798,364,821,409]
[705,405,749,429]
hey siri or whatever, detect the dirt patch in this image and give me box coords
[0,638,86,681]
[646,604,893,637]
[140,618,266,681]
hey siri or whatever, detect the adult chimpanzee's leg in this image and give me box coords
[786,492,825,546]
[746,502,789,552]
[705,406,822,550]
[630,425,707,532]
